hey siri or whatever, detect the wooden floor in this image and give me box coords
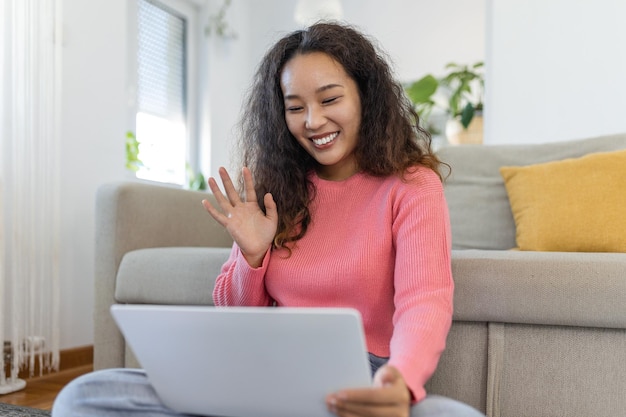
[0,365,93,411]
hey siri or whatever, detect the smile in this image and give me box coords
[311,132,338,146]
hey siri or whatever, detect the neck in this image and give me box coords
[316,161,359,181]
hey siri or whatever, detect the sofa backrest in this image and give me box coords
[437,133,626,250]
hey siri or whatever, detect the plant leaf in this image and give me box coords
[406,75,438,104]
[125,130,143,171]
[460,103,475,128]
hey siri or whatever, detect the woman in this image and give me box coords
[52,22,484,417]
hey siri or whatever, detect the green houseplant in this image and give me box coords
[125,131,207,190]
[186,163,207,191]
[125,131,143,172]
[406,61,484,132]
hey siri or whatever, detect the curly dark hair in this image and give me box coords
[235,22,442,249]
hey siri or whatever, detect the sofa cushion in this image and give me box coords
[437,133,626,250]
[500,149,626,252]
[115,247,232,305]
[450,249,626,328]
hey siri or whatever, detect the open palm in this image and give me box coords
[202,167,278,268]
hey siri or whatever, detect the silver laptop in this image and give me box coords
[110,304,373,417]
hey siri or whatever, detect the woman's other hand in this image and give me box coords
[202,166,278,267]
[326,365,411,417]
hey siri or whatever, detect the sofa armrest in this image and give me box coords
[94,181,233,369]
[451,250,626,328]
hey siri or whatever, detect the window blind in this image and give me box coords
[137,0,187,122]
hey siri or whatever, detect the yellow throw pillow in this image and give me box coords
[500,149,626,252]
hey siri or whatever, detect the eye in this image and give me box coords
[286,105,303,113]
[322,96,339,105]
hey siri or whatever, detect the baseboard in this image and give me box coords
[58,345,94,371]
[4,345,93,379]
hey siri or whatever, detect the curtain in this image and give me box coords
[1,0,62,393]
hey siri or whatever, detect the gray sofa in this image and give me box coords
[94,133,626,417]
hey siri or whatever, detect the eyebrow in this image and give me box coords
[283,83,344,100]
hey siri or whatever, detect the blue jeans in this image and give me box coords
[368,352,390,376]
[52,368,485,417]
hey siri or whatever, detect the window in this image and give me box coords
[130,0,198,186]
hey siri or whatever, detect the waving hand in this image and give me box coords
[202,167,278,268]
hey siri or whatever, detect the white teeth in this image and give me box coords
[312,132,338,146]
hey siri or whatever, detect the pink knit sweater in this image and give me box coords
[213,167,454,402]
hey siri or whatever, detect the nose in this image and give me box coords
[305,106,325,131]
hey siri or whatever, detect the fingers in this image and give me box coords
[208,167,258,206]
[329,386,404,407]
[373,365,401,388]
[218,166,242,206]
[203,177,230,224]
[206,175,229,208]
[327,388,408,417]
[201,198,228,226]
[263,192,277,221]
[329,400,403,417]
[202,167,275,230]
[327,366,410,417]
[204,167,245,218]
[241,167,259,203]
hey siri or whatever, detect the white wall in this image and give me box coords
[485,0,626,144]
[58,0,486,349]
[202,0,256,177]
[59,0,128,348]
[340,0,486,83]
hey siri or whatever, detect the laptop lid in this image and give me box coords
[110,304,373,417]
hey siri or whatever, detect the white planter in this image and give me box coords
[445,115,484,145]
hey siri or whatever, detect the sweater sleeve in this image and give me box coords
[212,243,274,307]
[387,169,454,403]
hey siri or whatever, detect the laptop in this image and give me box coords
[110,304,373,417]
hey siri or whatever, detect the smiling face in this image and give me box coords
[280,52,362,181]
